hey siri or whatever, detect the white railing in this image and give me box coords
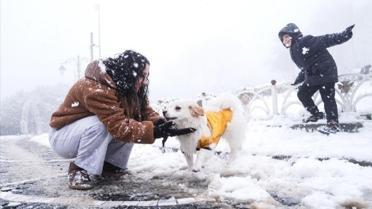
[237,69,372,119]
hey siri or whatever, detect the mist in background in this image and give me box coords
[1,0,372,102]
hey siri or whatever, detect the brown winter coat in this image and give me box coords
[50,61,160,144]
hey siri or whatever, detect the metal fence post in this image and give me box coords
[271,80,278,115]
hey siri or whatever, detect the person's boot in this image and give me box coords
[318,120,340,135]
[326,120,341,133]
[68,162,94,190]
[303,112,325,123]
[101,162,132,178]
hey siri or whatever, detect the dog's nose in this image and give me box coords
[162,110,167,116]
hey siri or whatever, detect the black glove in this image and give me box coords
[346,24,355,32]
[153,121,196,139]
[154,117,167,126]
[153,121,175,139]
[166,127,196,137]
[344,24,355,38]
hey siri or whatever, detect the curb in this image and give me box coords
[0,191,210,208]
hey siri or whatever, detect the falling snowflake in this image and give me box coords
[133,62,139,68]
[71,101,79,108]
[302,47,309,55]
[133,71,137,77]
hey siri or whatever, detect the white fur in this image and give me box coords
[163,94,247,171]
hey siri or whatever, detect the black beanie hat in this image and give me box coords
[103,50,150,97]
[278,23,303,41]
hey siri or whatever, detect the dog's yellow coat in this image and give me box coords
[197,109,233,149]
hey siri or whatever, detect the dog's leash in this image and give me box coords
[161,136,169,153]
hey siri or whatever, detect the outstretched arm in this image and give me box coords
[318,24,354,48]
[302,25,354,53]
[320,25,354,48]
[84,88,155,144]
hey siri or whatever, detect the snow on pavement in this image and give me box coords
[30,114,372,208]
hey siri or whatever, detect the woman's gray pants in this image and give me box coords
[49,116,133,175]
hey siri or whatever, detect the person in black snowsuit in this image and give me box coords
[278,23,354,133]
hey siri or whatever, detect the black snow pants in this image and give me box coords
[297,82,338,123]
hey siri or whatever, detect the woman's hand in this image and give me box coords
[153,121,196,139]
[154,117,167,126]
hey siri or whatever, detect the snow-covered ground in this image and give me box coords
[29,113,372,209]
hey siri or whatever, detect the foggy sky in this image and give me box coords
[1,0,371,102]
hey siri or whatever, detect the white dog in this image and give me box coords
[163,94,247,171]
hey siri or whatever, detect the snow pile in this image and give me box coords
[30,133,50,148]
[128,114,372,208]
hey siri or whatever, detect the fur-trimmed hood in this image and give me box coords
[85,60,116,89]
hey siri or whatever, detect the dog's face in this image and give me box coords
[163,101,204,123]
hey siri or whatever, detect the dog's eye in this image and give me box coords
[175,106,181,111]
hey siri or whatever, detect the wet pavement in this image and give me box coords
[0,167,257,208]
[0,136,256,209]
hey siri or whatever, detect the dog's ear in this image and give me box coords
[189,105,204,117]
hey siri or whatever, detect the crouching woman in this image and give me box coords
[49,50,194,190]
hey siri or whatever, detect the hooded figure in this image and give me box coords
[278,23,303,46]
[278,23,354,133]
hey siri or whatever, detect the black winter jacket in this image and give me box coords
[291,31,352,86]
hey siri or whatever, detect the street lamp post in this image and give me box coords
[90,32,94,61]
[58,65,66,75]
[97,4,102,58]
[58,56,88,81]
[90,5,102,61]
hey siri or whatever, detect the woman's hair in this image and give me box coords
[103,50,150,120]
